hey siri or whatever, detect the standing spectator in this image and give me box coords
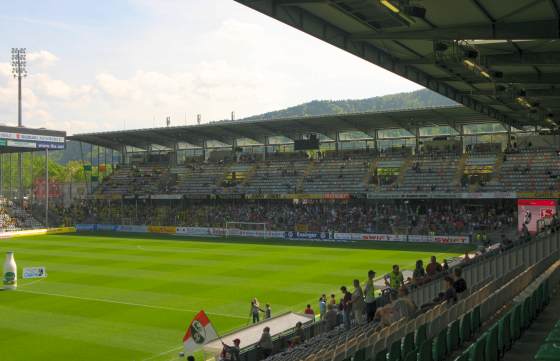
[442,259,450,272]
[257,327,273,358]
[319,294,327,320]
[330,293,337,306]
[304,304,315,316]
[340,286,352,330]
[453,268,468,299]
[250,298,263,324]
[412,260,426,286]
[264,304,272,319]
[350,279,366,324]
[426,256,443,277]
[364,270,377,322]
[385,265,404,291]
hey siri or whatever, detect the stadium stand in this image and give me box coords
[245,227,560,361]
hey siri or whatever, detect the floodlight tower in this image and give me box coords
[12,48,27,205]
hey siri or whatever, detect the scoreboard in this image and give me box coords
[0,126,66,151]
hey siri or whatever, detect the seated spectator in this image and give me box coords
[426,256,443,277]
[384,264,404,291]
[304,304,315,316]
[289,322,305,347]
[412,260,426,286]
[453,268,467,299]
[374,293,399,327]
[392,287,417,320]
[443,276,457,305]
[257,327,273,358]
[325,303,338,331]
[220,339,241,361]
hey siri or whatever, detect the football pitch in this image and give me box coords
[0,232,470,361]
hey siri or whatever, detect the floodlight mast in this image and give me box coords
[11,48,26,205]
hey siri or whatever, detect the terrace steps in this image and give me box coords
[453,153,469,186]
[396,156,413,186]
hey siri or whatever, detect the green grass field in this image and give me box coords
[0,232,470,361]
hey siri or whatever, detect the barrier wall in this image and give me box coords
[0,226,76,239]
[409,230,560,307]
[76,224,470,244]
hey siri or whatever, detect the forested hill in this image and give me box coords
[243,89,456,121]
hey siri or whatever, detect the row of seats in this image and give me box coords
[97,151,560,196]
[454,259,557,361]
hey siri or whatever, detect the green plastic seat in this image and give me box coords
[453,352,469,361]
[447,319,460,351]
[374,348,387,361]
[416,324,428,350]
[498,312,512,354]
[534,342,560,360]
[432,327,447,361]
[403,350,416,361]
[545,328,560,343]
[354,347,366,361]
[471,306,481,334]
[531,290,538,319]
[460,312,472,344]
[537,283,544,312]
[468,335,485,361]
[544,279,550,305]
[402,332,415,358]
[511,304,522,340]
[388,339,401,361]
[417,340,433,361]
[485,325,499,361]
[522,297,531,329]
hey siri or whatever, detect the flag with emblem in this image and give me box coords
[183,310,219,353]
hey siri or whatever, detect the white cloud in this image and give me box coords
[27,50,59,68]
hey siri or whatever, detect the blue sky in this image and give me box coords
[0,0,420,134]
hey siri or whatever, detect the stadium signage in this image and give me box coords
[77,224,470,244]
[22,267,47,279]
[367,191,517,199]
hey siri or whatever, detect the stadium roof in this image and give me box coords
[70,105,504,150]
[234,0,560,130]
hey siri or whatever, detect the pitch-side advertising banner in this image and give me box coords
[77,224,469,244]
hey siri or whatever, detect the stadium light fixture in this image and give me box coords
[515,96,532,109]
[380,0,400,13]
[11,48,27,206]
[480,70,491,79]
[463,59,475,68]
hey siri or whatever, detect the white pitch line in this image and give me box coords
[139,345,183,361]
[15,289,247,320]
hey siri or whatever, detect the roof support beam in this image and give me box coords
[399,51,560,66]
[349,20,559,40]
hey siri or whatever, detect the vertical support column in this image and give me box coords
[0,154,3,197]
[232,138,238,162]
[335,132,341,153]
[121,145,127,165]
[172,143,179,167]
[506,125,512,149]
[45,149,49,227]
[202,140,208,161]
[460,125,465,154]
[8,153,12,199]
[30,152,33,203]
[415,127,420,155]
[264,136,269,161]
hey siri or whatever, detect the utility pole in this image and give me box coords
[11,48,27,206]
